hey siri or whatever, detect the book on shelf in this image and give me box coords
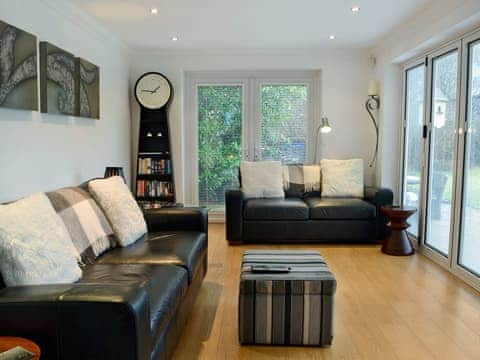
[136,180,173,198]
[138,158,172,175]
[137,201,179,210]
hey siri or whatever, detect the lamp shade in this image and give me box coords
[368,80,380,96]
[104,167,125,181]
[320,117,332,133]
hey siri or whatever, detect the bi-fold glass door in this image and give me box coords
[453,33,480,281]
[423,44,462,260]
[402,30,480,290]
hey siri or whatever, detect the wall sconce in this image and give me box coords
[366,80,380,168]
[314,116,332,163]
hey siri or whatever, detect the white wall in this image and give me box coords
[130,48,375,204]
[0,0,131,202]
[372,0,480,200]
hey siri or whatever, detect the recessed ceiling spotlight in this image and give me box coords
[150,7,158,14]
[171,36,178,42]
[351,6,360,12]
[329,35,336,40]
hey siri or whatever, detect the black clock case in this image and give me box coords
[134,72,176,207]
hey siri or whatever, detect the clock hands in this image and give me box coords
[141,86,161,94]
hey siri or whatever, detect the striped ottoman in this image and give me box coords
[239,250,336,346]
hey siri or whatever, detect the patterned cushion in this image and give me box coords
[0,193,82,286]
[88,176,147,247]
[282,164,321,198]
[47,187,116,265]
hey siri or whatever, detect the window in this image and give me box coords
[186,71,319,211]
[260,84,308,163]
[197,85,243,209]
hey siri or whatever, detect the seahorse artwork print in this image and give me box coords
[0,20,38,111]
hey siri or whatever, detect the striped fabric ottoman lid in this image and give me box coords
[241,250,336,295]
[240,250,336,346]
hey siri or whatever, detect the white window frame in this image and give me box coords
[184,70,321,210]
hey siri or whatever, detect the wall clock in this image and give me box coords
[134,72,172,110]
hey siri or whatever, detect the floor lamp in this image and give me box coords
[313,117,332,163]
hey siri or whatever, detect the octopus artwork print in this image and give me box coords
[77,58,100,119]
[0,20,38,111]
[39,41,77,116]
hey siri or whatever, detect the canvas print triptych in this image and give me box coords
[0,19,100,119]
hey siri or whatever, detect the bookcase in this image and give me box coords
[136,106,176,209]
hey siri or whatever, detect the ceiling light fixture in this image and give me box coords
[329,35,335,40]
[351,6,360,12]
[150,7,158,14]
[171,36,178,42]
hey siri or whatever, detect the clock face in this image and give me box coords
[135,73,172,109]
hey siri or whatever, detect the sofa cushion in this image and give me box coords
[283,164,321,198]
[244,198,309,221]
[305,197,375,220]
[240,161,284,198]
[320,159,364,198]
[88,176,147,247]
[0,193,81,286]
[80,264,188,343]
[47,187,116,265]
[96,232,207,282]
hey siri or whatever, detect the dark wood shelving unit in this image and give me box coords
[135,106,176,209]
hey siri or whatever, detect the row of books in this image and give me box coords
[136,180,173,198]
[138,158,172,175]
[137,201,175,210]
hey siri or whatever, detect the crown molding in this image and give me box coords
[40,0,130,54]
[130,46,369,58]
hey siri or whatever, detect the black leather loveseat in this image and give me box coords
[0,207,208,360]
[226,187,393,244]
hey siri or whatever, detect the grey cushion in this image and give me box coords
[305,197,375,220]
[243,198,309,221]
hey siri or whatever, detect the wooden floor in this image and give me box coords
[173,224,480,360]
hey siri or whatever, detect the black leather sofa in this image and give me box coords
[226,186,393,244]
[0,207,208,360]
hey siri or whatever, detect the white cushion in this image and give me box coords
[88,176,147,247]
[240,161,284,199]
[320,159,364,198]
[0,193,82,286]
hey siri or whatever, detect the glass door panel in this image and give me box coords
[425,50,459,256]
[458,40,480,275]
[402,65,426,237]
[260,84,308,163]
[197,85,243,210]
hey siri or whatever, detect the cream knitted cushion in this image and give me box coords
[320,159,364,198]
[0,193,82,286]
[88,176,147,247]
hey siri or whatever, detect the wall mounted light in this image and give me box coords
[366,80,380,168]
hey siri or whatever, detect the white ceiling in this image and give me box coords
[68,0,431,50]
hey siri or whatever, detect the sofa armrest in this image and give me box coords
[225,189,244,244]
[143,207,208,233]
[364,186,394,239]
[0,284,150,360]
